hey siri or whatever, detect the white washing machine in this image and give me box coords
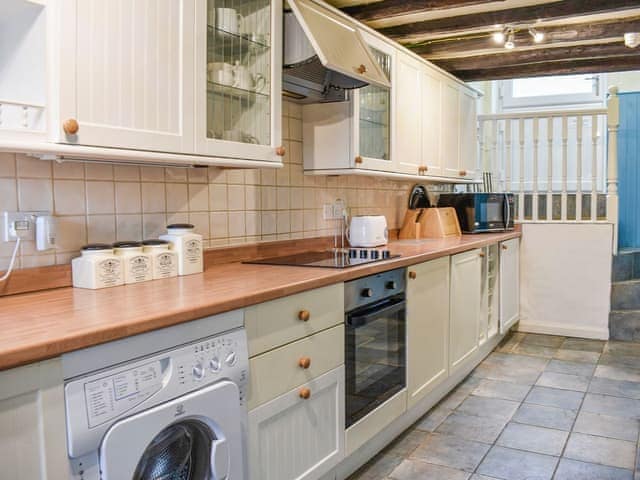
[63,310,248,480]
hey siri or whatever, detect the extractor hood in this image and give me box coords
[283,0,390,103]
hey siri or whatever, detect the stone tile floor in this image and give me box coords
[348,332,640,480]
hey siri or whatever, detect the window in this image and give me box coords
[501,74,605,109]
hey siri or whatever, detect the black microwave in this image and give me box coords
[437,193,515,233]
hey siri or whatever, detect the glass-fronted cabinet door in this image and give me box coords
[352,31,394,172]
[195,0,283,163]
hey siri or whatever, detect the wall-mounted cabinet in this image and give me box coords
[1,0,283,167]
[303,34,479,183]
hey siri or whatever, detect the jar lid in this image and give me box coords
[167,223,194,230]
[113,241,143,249]
[82,243,113,251]
[142,239,170,246]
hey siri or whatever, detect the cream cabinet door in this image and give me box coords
[420,67,443,177]
[449,249,482,372]
[395,52,422,176]
[441,82,461,178]
[500,238,520,333]
[459,87,479,179]
[57,0,195,153]
[406,257,450,409]
[248,366,345,480]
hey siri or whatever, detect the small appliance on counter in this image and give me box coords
[399,185,462,239]
[437,192,515,233]
[347,215,388,247]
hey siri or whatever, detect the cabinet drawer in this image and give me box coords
[248,366,345,480]
[245,283,344,356]
[248,324,344,410]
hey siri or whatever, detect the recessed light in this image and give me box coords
[492,31,506,44]
[505,31,515,49]
[529,28,544,43]
[625,32,640,48]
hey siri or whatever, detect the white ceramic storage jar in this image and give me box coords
[71,244,124,289]
[159,224,203,276]
[113,241,153,284]
[142,239,178,279]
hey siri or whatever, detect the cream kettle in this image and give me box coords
[347,216,388,247]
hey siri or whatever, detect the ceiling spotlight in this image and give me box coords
[625,32,640,48]
[529,28,544,43]
[504,30,515,49]
[492,31,506,44]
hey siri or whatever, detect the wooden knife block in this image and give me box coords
[399,207,461,239]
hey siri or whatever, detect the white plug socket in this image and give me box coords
[2,211,50,243]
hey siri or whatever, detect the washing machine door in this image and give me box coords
[99,380,245,480]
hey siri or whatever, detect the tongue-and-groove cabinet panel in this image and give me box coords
[56,0,195,153]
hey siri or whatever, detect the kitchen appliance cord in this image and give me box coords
[0,237,21,283]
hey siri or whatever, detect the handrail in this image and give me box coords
[478,108,607,121]
[0,99,45,109]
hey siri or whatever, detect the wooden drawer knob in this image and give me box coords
[355,156,363,165]
[408,271,417,279]
[298,356,311,369]
[479,252,486,258]
[63,118,79,135]
[275,146,286,156]
[459,170,467,176]
[298,310,310,322]
[502,244,508,250]
[418,165,428,174]
[356,64,367,74]
[299,387,311,399]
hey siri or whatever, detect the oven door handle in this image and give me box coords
[347,299,406,328]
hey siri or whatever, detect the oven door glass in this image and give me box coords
[345,295,406,428]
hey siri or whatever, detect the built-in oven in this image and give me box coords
[437,192,515,233]
[344,268,406,428]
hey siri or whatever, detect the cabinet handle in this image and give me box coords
[418,166,428,174]
[479,252,486,258]
[299,387,311,399]
[298,357,312,369]
[356,64,367,74]
[63,118,79,135]
[459,170,467,177]
[275,146,286,156]
[355,156,363,165]
[298,310,311,322]
[502,244,508,250]
[408,271,417,279]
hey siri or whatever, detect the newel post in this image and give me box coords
[607,86,620,254]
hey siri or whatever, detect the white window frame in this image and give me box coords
[500,74,605,110]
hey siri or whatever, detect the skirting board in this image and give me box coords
[517,321,609,340]
[332,332,505,480]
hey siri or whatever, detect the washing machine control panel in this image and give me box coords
[65,327,249,460]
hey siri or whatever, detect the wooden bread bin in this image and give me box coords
[399,207,461,239]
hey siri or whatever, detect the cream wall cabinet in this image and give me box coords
[449,249,483,373]
[248,366,345,480]
[500,238,520,333]
[0,358,70,480]
[406,257,450,409]
[394,51,423,176]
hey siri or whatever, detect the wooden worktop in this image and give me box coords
[0,231,520,371]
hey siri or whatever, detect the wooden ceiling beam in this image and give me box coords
[431,43,638,71]
[409,17,640,57]
[378,0,640,41]
[343,0,500,23]
[444,56,640,81]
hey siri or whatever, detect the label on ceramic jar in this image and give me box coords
[129,255,151,281]
[98,258,122,286]
[156,252,176,278]
[185,239,202,264]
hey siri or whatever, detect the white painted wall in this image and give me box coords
[519,223,613,340]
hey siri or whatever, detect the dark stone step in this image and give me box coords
[610,310,640,341]
[613,251,640,282]
[611,280,640,311]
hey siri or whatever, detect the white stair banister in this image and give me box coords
[607,86,620,254]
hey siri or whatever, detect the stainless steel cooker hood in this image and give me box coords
[283,0,390,103]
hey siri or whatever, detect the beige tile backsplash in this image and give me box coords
[0,102,415,269]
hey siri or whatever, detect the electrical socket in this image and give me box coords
[322,204,335,220]
[2,211,47,242]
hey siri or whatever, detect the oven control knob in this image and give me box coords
[386,281,397,290]
[192,362,205,380]
[210,356,221,372]
[361,288,373,298]
[225,351,237,366]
